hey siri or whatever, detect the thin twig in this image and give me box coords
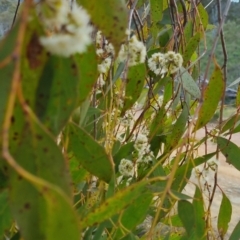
[202,0,231,100]
[11,0,21,29]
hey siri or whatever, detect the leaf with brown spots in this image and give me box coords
[194,60,224,131]
[21,16,48,108]
[8,102,80,240]
[74,45,98,104]
[217,136,240,171]
[77,0,128,53]
[0,190,12,238]
[34,55,79,136]
[67,122,114,182]
[196,3,209,31]
[0,20,19,130]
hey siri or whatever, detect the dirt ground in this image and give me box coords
[184,126,240,239]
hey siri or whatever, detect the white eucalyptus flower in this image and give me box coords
[39,2,92,57]
[118,35,146,66]
[119,159,134,177]
[165,51,183,74]
[147,53,168,75]
[148,51,183,75]
[98,57,112,74]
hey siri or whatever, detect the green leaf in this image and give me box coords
[163,81,173,105]
[196,3,209,30]
[165,104,188,151]
[159,29,171,47]
[150,0,163,42]
[172,153,216,193]
[78,0,128,53]
[220,113,240,134]
[218,191,232,237]
[122,63,146,115]
[74,46,98,104]
[0,190,12,238]
[67,122,114,182]
[8,103,79,240]
[114,142,134,170]
[178,200,194,236]
[194,62,224,131]
[38,186,80,240]
[217,137,240,171]
[149,106,165,138]
[229,221,240,240]
[35,56,79,136]
[0,21,19,130]
[179,67,201,99]
[69,155,88,185]
[192,187,206,239]
[236,85,240,107]
[114,192,152,238]
[183,21,193,45]
[79,180,148,230]
[21,18,47,109]
[183,33,201,65]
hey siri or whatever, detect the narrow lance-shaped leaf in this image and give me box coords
[196,3,209,31]
[178,200,195,237]
[78,0,128,53]
[35,56,79,136]
[67,122,114,182]
[192,187,206,239]
[165,104,188,151]
[229,221,240,240]
[183,33,201,65]
[183,21,193,46]
[194,61,224,131]
[217,136,240,171]
[218,191,232,237]
[79,180,148,230]
[114,192,152,239]
[122,63,146,115]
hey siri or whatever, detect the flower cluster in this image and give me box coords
[118,131,154,178]
[39,0,92,57]
[133,133,154,164]
[148,51,183,75]
[96,31,115,74]
[118,159,134,177]
[118,35,147,66]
